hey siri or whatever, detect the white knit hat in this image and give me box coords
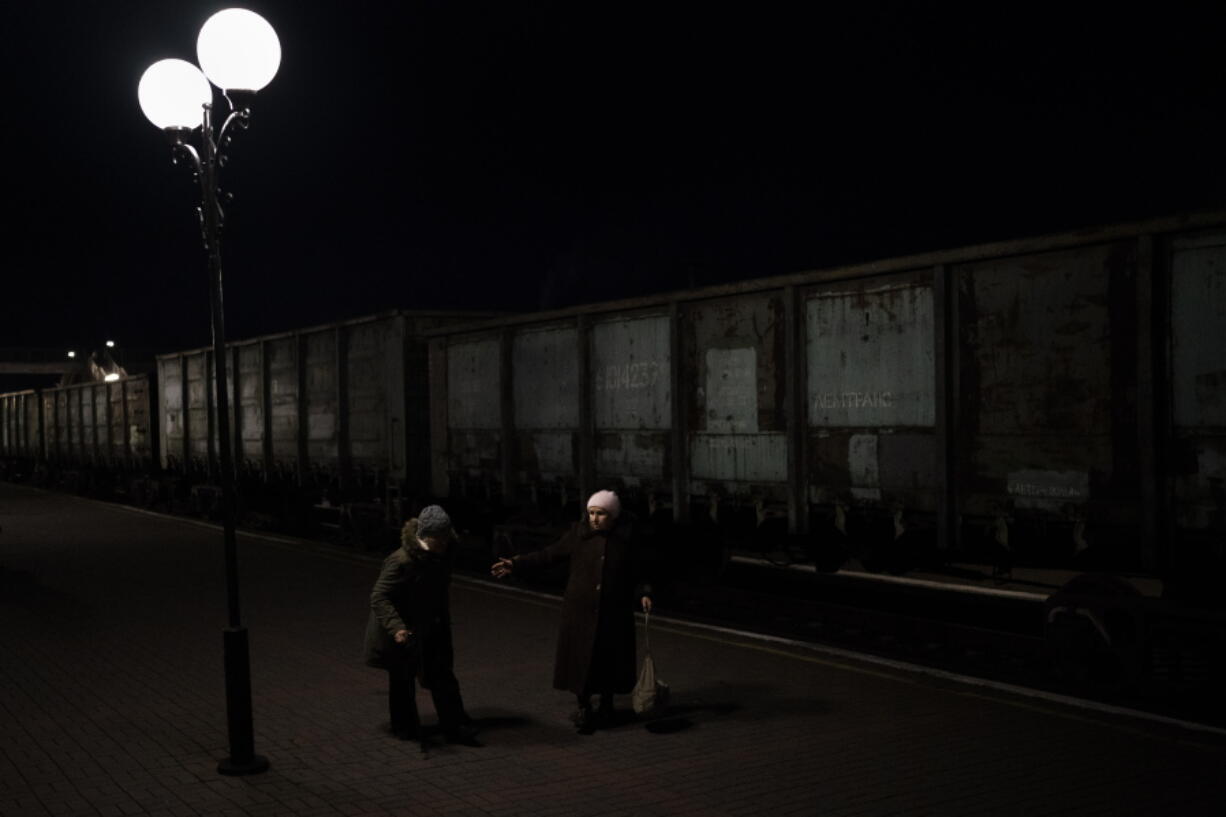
[586,490,621,517]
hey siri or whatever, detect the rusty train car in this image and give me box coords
[0,312,482,537]
[3,214,1225,577]
[426,212,1226,578]
[0,375,157,495]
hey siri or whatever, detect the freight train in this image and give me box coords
[3,212,1225,591]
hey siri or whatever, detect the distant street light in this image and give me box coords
[138,7,279,777]
[105,340,115,348]
[66,351,76,359]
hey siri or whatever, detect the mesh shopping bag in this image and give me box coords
[632,611,670,715]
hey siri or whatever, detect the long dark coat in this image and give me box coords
[363,519,456,688]
[514,517,651,696]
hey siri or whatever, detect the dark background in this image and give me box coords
[3,2,1225,364]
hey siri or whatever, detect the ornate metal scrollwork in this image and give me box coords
[165,99,256,252]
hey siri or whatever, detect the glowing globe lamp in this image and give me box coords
[197,8,281,92]
[138,59,213,130]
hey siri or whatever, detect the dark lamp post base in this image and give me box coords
[219,626,267,775]
[217,754,270,776]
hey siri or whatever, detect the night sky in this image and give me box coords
[4,2,1226,363]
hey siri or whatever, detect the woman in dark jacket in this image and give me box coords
[364,505,478,746]
[492,490,652,733]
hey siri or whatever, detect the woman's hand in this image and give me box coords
[641,596,653,614]
[491,557,514,579]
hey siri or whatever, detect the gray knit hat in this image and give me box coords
[416,505,451,539]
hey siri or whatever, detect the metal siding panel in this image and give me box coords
[685,294,786,488]
[806,283,935,427]
[83,388,95,462]
[848,432,880,501]
[704,348,759,432]
[402,320,429,490]
[1172,440,1226,531]
[56,392,67,459]
[31,394,42,458]
[591,316,671,430]
[109,377,123,453]
[305,331,338,465]
[238,345,264,461]
[689,433,788,483]
[594,431,668,480]
[1171,234,1226,428]
[390,318,414,485]
[84,388,95,462]
[518,431,575,478]
[267,337,299,465]
[346,322,389,467]
[92,385,107,457]
[948,240,1150,568]
[961,248,1113,437]
[126,376,151,462]
[449,430,501,473]
[158,357,182,468]
[48,393,60,459]
[1170,231,1226,532]
[186,354,209,462]
[70,388,84,462]
[513,327,580,430]
[686,295,785,433]
[216,350,237,467]
[957,244,1121,519]
[345,323,387,463]
[878,433,938,511]
[447,338,501,430]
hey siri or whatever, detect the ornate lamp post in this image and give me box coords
[137,8,280,776]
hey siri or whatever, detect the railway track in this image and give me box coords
[477,553,1225,730]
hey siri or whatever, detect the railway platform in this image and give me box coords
[1,482,1223,817]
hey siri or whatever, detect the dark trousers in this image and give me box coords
[387,668,466,734]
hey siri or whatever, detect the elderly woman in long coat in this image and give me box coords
[365,505,479,746]
[492,490,652,733]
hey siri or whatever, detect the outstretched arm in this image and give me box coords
[491,531,575,578]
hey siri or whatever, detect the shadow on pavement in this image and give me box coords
[462,714,532,733]
[0,565,92,615]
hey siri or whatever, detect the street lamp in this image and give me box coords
[138,7,280,777]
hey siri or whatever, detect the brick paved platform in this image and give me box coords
[1,483,1223,816]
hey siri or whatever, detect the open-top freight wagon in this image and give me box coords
[0,375,157,499]
[3,214,1225,580]
[425,212,1226,585]
[1,311,485,544]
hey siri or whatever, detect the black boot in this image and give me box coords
[572,696,595,734]
[388,677,419,740]
[596,694,614,727]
